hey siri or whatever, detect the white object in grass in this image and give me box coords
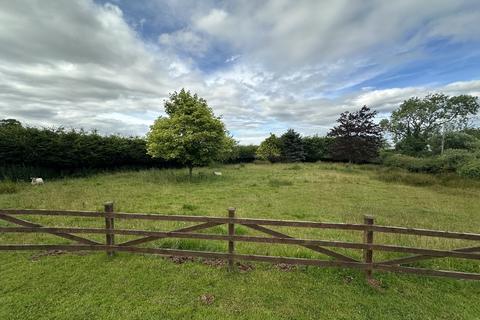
[31,177,44,185]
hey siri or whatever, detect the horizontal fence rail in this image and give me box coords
[2,209,480,240]
[0,205,479,281]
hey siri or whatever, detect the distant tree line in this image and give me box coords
[2,90,479,180]
[256,106,382,164]
[253,93,480,178]
[0,119,177,180]
[0,117,257,180]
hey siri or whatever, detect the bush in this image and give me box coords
[457,160,480,179]
[382,154,442,173]
[438,149,475,172]
[430,132,479,154]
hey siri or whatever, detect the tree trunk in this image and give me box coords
[188,165,193,179]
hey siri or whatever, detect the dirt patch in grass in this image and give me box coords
[168,255,196,264]
[30,250,67,261]
[199,293,215,305]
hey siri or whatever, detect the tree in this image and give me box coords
[279,129,305,162]
[0,119,22,127]
[328,106,382,163]
[303,135,333,162]
[382,93,480,155]
[256,134,282,162]
[429,131,479,154]
[146,89,230,177]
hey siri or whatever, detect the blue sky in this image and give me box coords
[1,0,480,143]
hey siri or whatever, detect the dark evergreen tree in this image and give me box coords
[328,106,382,163]
[280,129,305,162]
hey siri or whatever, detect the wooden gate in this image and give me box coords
[1,203,479,280]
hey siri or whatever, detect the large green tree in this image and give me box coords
[256,134,282,163]
[280,129,305,162]
[328,106,382,163]
[146,89,232,177]
[381,93,480,155]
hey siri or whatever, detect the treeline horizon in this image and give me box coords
[2,91,480,180]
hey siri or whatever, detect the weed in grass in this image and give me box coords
[182,203,199,211]
[268,178,293,187]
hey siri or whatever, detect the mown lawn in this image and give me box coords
[1,163,480,319]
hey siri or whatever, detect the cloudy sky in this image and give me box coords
[1,0,480,144]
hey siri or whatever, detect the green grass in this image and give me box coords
[1,162,480,319]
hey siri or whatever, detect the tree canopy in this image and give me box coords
[146,89,232,176]
[280,129,305,162]
[328,106,382,163]
[303,135,333,162]
[381,93,479,155]
[256,134,282,162]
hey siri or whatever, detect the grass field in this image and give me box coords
[1,163,480,319]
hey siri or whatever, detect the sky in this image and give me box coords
[1,0,480,144]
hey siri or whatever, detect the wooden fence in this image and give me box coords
[0,203,479,281]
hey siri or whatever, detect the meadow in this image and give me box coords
[1,162,480,319]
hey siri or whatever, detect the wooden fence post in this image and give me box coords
[228,207,236,271]
[363,215,374,279]
[104,202,115,256]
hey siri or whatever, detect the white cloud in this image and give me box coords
[196,9,228,31]
[158,29,208,56]
[0,0,479,144]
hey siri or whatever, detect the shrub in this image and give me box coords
[457,160,480,179]
[430,132,479,154]
[438,149,475,172]
[382,154,442,173]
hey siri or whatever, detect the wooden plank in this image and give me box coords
[380,246,480,265]
[228,208,235,271]
[244,224,358,262]
[0,209,368,231]
[0,244,479,280]
[0,214,100,245]
[3,226,479,260]
[367,225,480,241]
[363,215,374,278]
[118,222,222,246]
[2,209,480,241]
[104,202,115,256]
